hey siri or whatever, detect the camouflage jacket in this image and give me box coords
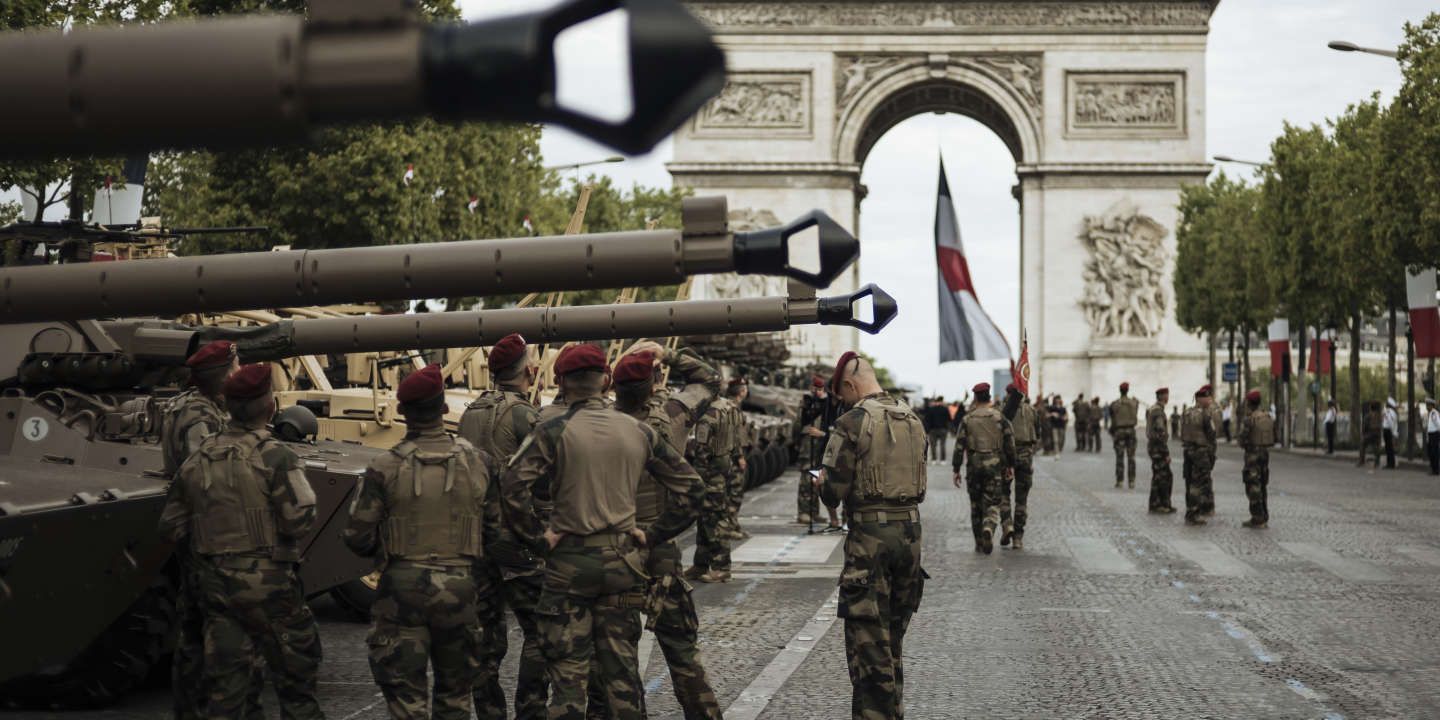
[655,348,722,451]
[458,386,538,463]
[160,389,226,478]
[1146,404,1169,444]
[952,405,1016,474]
[821,392,928,510]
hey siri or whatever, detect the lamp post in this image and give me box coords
[1327,40,1399,59]
[546,156,626,184]
[1212,155,1267,167]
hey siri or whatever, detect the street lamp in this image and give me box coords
[1213,155,1266,167]
[546,156,626,184]
[1328,40,1399,59]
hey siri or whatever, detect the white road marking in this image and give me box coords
[1279,541,1393,583]
[732,533,844,564]
[722,589,841,720]
[1064,536,1141,574]
[338,692,386,720]
[1168,539,1256,577]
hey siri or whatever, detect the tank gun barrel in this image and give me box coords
[0,0,723,156]
[205,285,897,362]
[0,198,859,324]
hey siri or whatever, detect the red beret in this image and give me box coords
[613,351,655,384]
[973,382,991,394]
[223,363,272,400]
[1195,384,1212,398]
[1005,383,1016,393]
[397,364,445,404]
[555,344,608,376]
[1120,382,1130,391]
[187,340,235,371]
[830,351,859,392]
[1246,389,1262,402]
[812,375,826,389]
[488,333,527,370]
[1156,387,1169,396]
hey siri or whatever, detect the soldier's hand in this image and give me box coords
[625,340,667,364]
[739,457,748,471]
[803,426,825,438]
[952,472,962,488]
[544,528,564,550]
[629,527,648,547]
[810,469,824,487]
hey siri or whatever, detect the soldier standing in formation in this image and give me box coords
[1147,388,1176,514]
[1181,385,1218,526]
[1109,382,1140,488]
[1036,395,1055,455]
[611,350,720,719]
[689,386,740,584]
[458,334,547,719]
[159,364,324,720]
[1072,394,1089,452]
[797,376,830,523]
[954,382,1016,554]
[1089,397,1104,453]
[343,364,501,719]
[502,344,702,719]
[159,340,251,720]
[819,352,927,720]
[999,384,1041,550]
[722,379,752,541]
[1238,389,1274,529]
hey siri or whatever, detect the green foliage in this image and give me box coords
[1174,173,1269,336]
[1250,365,1410,413]
[1395,13,1440,266]
[0,203,20,226]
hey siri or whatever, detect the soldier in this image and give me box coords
[818,351,926,720]
[458,334,546,719]
[924,396,951,463]
[1359,400,1383,469]
[1036,395,1055,455]
[1147,388,1176,514]
[1051,395,1068,453]
[157,340,248,720]
[611,350,720,720]
[1090,397,1104,453]
[1109,382,1140,488]
[158,363,324,720]
[722,378,752,541]
[798,376,829,523]
[502,344,702,720]
[689,385,739,583]
[999,384,1041,550]
[1238,389,1274,529]
[954,382,1015,554]
[343,364,501,719]
[1181,385,1218,525]
[1071,394,1089,452]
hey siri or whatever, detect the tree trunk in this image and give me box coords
[1349,314,1361,445]
[67,171,85,221]
[1207,332,1217,388]
[1241,329,1251,400]
[1407,329,1417,457]
[1227,330,1236,404]
[1388,306,1398,402]
[1298,328,1309,447]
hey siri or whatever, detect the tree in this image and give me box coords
[1394,13,1440,266]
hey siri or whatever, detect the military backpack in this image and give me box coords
[378,438,486,562]
[853,397,927,504]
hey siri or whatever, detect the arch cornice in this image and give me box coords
[834,58,1043,167]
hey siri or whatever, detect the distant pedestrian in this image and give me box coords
[1221,404,1232,443]
[1324,401,1338,455]
[924,397,952,464]
[1360,401,1382,469]
[1170,406,1181,438]
[1426,399,1440,476]
[1383,399,1399,469]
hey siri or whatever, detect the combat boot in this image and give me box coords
[796,513,811,524]
[1161,506,1177,514]
[980,527,994,554]
[684,565,706,581]
[1000,523,1014,547]
[695,568,731,583]
[1184,516,1207,526]
[1241,519,1267,529]
[1012,534,1024,551]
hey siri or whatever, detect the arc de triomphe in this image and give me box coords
[671,0,1216,396]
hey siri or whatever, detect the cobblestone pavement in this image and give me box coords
[17,441,1440,719]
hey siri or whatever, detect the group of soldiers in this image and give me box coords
[155,333,923,720]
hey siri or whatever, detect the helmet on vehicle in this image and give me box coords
[273,404,319,443]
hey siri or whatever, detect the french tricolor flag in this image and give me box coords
[1267,318,1291,380]
[935,158,1009,363]
[1407,268,1440,359]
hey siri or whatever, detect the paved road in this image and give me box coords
[20,441,1440,719]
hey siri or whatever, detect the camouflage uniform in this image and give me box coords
[953,405,1016,548]
[1109,396,1140,488]
[1090,400,1104,453]
[821,392,927,720]
[159,389,247,720]
[343,419,502,720]
[690,397,737,577]
[1238,407,1274,525]
[1071,399,1089,452]
[1146,403,1174,512]
[503,396,703,720]
[999,394,1041,545]
[460,387,546,719]
[724,405,751,534]
[158,421,323,720]
[1181,405,1217,523]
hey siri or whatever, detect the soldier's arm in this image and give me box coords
[1002,418,1017,469]
[690,414,718,474]
[1238,416,1253,451]
[480,455,504,551]
[157,473,190,543]
[343,466,388,557]
[266,446,317,540]
[501,428,554,553]
[820,410,862,508]
[1203,413,1217,442]
[511,402,539,448]
[666,347,721,409]
[953,419,967,474]
[645,428,706,546]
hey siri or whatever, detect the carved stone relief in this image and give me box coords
[706,209,788,299]
[1078,200,1168,339]
[835,53,1043,119]
[688,3,1214,31]
[970,55,1042,113]
[836,55,917,108]
[696,73,811,136]
[1066,71,1185,136]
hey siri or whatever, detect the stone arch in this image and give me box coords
[835,62,1042,168]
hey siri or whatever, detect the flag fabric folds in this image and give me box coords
[1307,330,1333,375]
[1267,319,1291,380]
[935,158,1009,364]
[1407,268,1440,359]
[1010,332,1031,397]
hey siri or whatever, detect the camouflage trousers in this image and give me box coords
[797,467,820,518]
[365,561,490,720]
[499,570,549,720]
[1090,423,1103,453]
[173,548,264,720]
[468,563,510,720]
[1243,449,1270,523]
[998,447,1035,536]
[965,459,1005,541]
[1183,444,1216,521]
[475,540,549,720]
[196,556,323,720]
[693,471,731,572]
[838,517,925,720]
[1112,428,1137,486]
[538,536,647,720]
[725,464,746,529]
[1148,443,1173,511]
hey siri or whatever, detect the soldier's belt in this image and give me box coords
[202,553,291,570]
[557,531,633,548]
[595,591,648,609]
[849,508,920,524]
